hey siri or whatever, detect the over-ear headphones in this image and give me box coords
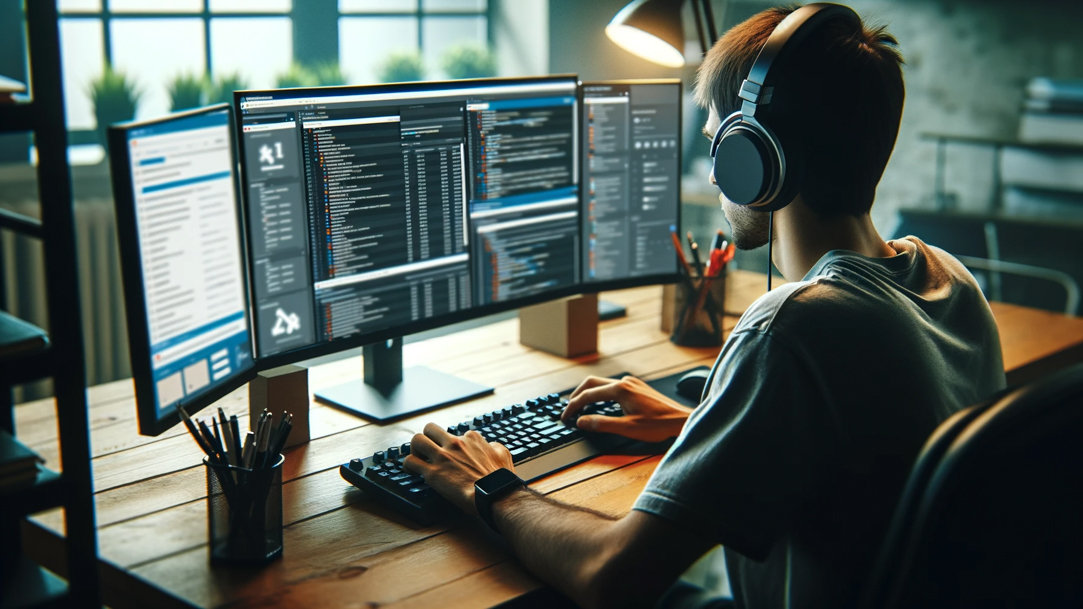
[711,3,860,212]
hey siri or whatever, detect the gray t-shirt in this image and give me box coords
[635,237,1006,609]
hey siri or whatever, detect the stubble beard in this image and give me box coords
[720,196,771,250]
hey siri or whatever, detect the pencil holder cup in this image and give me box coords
[662,268,726,347]
[205,455,284,565]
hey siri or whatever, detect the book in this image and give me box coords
[0,74,26,104]
[0,428,44,486]
[0,311,48,360]
[1000,145,1083,192]
[1026,77,1083,105]
[1018,111,1083,146]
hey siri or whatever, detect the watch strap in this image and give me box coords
[474,468,524,533]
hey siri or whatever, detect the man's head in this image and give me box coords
[695,4,904,248]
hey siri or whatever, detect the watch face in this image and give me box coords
[477,467,522,495]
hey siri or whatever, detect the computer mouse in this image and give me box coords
[675,368,710,402]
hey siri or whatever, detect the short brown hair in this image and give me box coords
[694,5,905,217]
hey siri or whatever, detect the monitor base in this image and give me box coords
[598,299,627,321]
[316,366,493,423]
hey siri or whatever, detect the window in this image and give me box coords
[56,0,490,140]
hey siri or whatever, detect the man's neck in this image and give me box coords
[771,198,894,281]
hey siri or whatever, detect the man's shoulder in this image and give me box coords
[733,275,865,338]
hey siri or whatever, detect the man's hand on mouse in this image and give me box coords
[562,375,693,443]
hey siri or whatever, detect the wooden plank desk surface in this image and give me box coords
[16,270,1083,609]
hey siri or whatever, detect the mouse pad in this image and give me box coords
[646,365,712,407]
[558,367,710,407]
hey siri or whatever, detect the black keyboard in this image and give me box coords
[340,392,634,524]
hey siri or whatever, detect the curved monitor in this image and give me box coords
[234,76,583,368]
[108,104,255,435]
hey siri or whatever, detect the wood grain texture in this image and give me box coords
[17,275,1083,609]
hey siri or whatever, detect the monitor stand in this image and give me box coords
[315,337,493,423]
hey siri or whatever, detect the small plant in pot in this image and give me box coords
[90,66,140,144]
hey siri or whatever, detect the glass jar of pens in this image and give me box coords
[664,229,735,347]
[180,406,294,565]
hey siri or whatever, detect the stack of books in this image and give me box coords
[0,74,27,104]
[0,428,44,491]
[1019,78,1083,145]
[1001,78,1083,217]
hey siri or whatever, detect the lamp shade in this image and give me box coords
[606,0,687,68]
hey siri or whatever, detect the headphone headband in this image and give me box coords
[711,2,861,211]
[741,3,860,113]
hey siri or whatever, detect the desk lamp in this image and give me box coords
[606,0,720,67]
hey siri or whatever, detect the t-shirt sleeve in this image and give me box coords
[633,326,833,561]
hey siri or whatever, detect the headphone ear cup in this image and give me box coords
[713,112,794,211]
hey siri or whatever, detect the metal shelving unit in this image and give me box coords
[0,1,100,607]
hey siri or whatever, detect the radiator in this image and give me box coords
[3,197,130,401]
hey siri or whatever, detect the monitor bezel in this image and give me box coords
[577,78,683,295]
[108,103,257,436]
[233,75,594,369]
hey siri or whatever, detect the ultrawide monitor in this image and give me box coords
[234,76,581,419]
[235,76,581,363]
[108,104,255,435]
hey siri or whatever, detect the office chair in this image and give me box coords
[861,363,1083,609]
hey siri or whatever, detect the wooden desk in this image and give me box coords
[16,270,1083,609]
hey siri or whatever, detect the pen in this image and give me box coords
[211,416,225,460]
[197,417,224,463]
[241,431,256,469]
[178,405,215,457]
[669,229,695,280]
[687,232,703,275]
[229,415,242,462]
[710,229,725,252]
[217,408,236,467]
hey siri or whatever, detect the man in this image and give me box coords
[404,5,1006,608]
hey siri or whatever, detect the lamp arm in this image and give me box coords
[691,0,720,56]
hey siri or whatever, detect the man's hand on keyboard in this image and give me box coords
[562,375,693,443]
[404,422,515,514]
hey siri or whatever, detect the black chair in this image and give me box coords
[861,364,1083,609]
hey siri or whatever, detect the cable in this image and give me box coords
[766,211,774,292]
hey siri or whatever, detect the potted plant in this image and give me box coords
[89,66,140,142]
[275,63,317,89]
[312,61,345,86]
[376,51,425,83]
[167,72,206,111]
[206,72,249,106]
[441,43,496,80]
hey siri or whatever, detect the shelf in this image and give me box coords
[0,207,44,238]
[0,554,69,609]
[920,131,1083,153]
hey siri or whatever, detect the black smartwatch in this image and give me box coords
[474,468,525,533]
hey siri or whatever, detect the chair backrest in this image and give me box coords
[861,363,1083,609]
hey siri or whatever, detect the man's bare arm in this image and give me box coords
[405,423,713,609]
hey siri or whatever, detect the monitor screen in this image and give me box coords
[581,80,681,289]
[235,76,581,362]
[108,104,255,436]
